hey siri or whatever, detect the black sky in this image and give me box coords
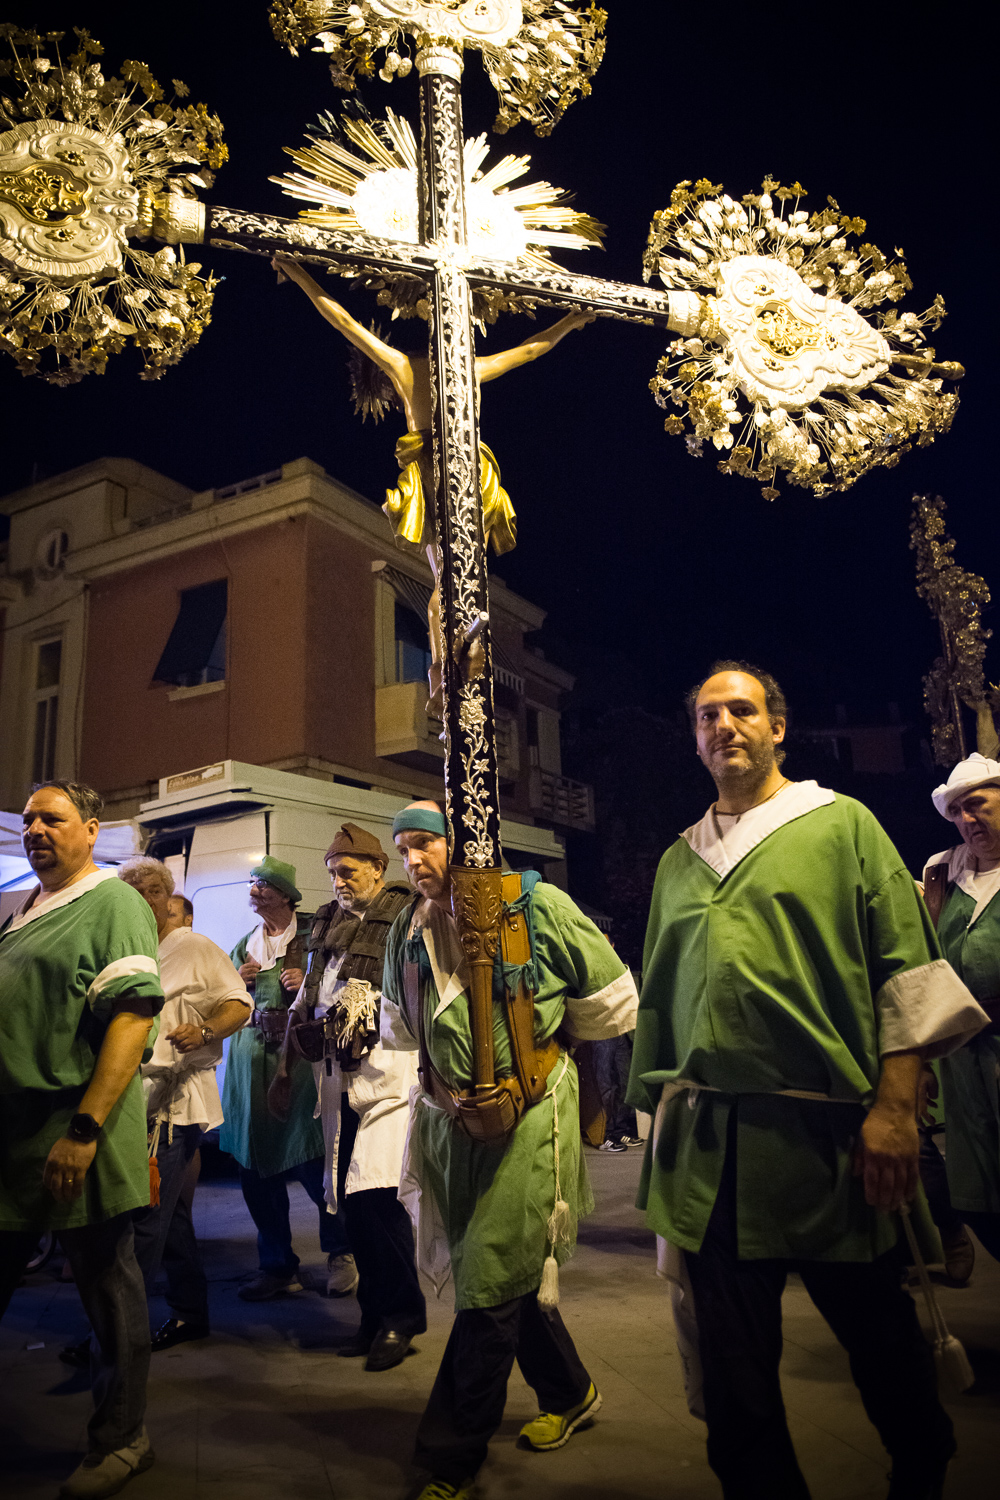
[2,3,993,727]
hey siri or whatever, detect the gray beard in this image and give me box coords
[337,890,375,914]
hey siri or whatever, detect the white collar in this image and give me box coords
[246,912,298,970]
[924,844,1000,927]
[408,898,470,1020]
[682,780,836,879]
[158,925,193,957]
[7,867,118,933]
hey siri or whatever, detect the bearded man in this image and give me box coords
[629,661,988,1500]
[269,822,423,1368]
[382,800,638,1500]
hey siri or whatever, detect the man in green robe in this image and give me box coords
[924,752,1000,1263]
[0,781,164,1500]
[628,663,987,1500]
[220,856,354,1298]
[383,802,638,1500]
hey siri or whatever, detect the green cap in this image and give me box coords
[392,806,448,839]
[250,856,301,904]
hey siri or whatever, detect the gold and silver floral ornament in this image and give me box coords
[270,106,603,324]
[645,179,964,499]
[269,0,605,136]
[0,26,225,384]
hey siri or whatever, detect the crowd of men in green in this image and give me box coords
[1,658,998,1500]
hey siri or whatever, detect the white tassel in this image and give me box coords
[538,1062,571,1314]
[538,1253,560,1309]
[547,1197,571,1248]
[935,1333,976,1395]
[900,1203,976,1395]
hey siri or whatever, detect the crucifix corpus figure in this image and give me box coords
[274,255,592,714]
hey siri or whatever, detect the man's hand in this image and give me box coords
[43,1137,97,1203]
[280,968,304,993]
[853,1104,919,1211]
[852,1049,921,1212]
[238,960,261,984]
[167,1024,206,1055]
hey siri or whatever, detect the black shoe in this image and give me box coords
[336,1335,374,1359]
[59,1337,92,1369]
[365,1328,414,1371]
[151,1318,210,1352]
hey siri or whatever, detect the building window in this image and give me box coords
[153,580,227,688]
[394,601,432,684]
[526,707,539,767]
[32,638,62,782]
[36,529,69,576]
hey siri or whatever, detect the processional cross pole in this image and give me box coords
[186,19,680,1093]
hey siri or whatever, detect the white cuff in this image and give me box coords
[87,955,159,1004]
[561,970,639,1041]
[876,959,990,1057]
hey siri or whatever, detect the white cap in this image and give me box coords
[931,753,1000,819]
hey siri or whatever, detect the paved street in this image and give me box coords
[2,1148,997,1500]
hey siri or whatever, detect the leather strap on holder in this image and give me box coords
[499,871,554,1110]
[922,864,949,929]
[404,873,562,1145]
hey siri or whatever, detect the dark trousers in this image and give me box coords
[132,1122,208,1326]
[344,1186,426,1340]
[414,1293,591,1483]
[1,1213,150,1454]
[593,1034,638,1141]
[918,1126,964,1238]
[685,1127,954,1500]
[239,1153,350,1277]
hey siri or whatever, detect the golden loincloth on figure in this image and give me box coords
[383,430,517,556]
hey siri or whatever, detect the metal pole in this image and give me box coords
[417,42,503,1092]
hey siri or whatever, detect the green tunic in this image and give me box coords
[629,789,971,1262]
[931,860,1000,1214]
[219,915,323,1177]
[382,880,636,1310]
[0,871,164,1231]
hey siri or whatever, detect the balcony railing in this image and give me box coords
[528,768,594,830]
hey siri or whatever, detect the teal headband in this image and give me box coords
[392,807,448,839]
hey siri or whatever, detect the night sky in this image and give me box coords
[2,3,993,731]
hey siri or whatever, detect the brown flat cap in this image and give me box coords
[326,822,388,868]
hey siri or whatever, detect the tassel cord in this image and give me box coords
[900,1202,948,1344]
[544,1055,572,1253]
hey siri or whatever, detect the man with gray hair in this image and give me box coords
[116,857,251,1349]
[923,753,1000,1266]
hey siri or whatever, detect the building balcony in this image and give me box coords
[528,767,595,831]
[375,680,444,773]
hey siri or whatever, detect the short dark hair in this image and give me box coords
[685,660,788,767]
[177,895,194,919]
[31,780,104,822]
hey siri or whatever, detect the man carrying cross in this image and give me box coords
[381,799,638,1500]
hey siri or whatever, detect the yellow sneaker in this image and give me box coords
[415,1481,474,1500]
[519,1381,602,1451]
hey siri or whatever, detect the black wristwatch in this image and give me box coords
[67,1113,101,1144]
